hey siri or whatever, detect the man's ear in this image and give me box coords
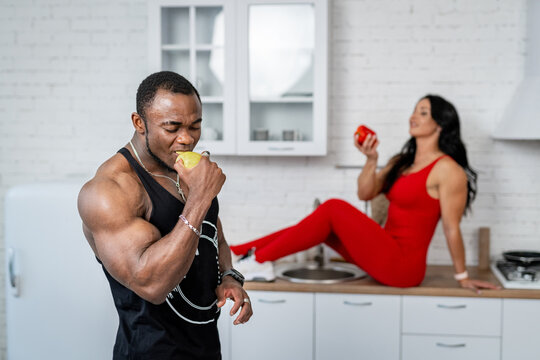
[132,112,146,134]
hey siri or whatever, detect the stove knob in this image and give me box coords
[522,271,536,281]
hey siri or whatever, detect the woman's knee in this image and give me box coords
[320,198,352,210]
[318,199,359,217]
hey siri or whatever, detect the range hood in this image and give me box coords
[493,0,540,140]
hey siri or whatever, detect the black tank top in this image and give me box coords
[100,148,221,359]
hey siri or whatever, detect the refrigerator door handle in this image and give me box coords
[8,248,20,297]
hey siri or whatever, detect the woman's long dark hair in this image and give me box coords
[381,94,478,213]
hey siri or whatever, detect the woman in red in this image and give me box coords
[231,95,499,292]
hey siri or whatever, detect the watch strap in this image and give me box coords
[222,269,244,286]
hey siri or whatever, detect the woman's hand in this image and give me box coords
[458,278,501,294]
[354,133,379,160]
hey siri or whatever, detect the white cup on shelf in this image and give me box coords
[253,128,269,141]
[282,129,301,141]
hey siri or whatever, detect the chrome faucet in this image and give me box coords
[313,198,325,268]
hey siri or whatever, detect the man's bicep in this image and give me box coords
[93,217,161,286]
[80,185,161,285]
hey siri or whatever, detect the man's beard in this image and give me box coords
[145,133,176,173]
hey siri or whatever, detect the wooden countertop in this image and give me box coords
[244,265,540,299]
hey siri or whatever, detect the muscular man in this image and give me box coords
[78,71,251,359]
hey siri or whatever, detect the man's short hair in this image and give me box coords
[136,71,201,121]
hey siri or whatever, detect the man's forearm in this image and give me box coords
[216,218,233,272]
[219,242,233,272]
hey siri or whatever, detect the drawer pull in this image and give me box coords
[343,301,373,306]
[436,342,466,348]
[258,299,286,304]
[436,304,467,309]
[268,147,295,151]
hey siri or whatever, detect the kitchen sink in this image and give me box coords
[275,262,367,284]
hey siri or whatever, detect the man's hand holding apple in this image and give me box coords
[174,152,226,205]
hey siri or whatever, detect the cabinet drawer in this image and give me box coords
[231,291,314,360]
[402,296,501,336]
[402,335,500,360]
[315,294,400,360]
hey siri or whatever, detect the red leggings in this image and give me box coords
[230,199,426,287]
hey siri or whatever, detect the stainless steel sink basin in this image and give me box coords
[275,262,367,284]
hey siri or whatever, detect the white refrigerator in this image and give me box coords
[4,181,117,359]
[4,181,232,360]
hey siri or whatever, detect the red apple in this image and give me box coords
[355,125,376,145]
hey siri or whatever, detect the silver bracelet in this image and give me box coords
[179,215,201,237]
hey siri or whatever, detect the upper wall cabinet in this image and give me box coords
[148,0,236,154]
[148,0,328,156]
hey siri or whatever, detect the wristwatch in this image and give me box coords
[222,268,245,286]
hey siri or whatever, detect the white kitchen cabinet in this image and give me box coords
[502,299,540,359]
[149,0,237,154]
[315,293,400,360]
[402,296,502,336]
[402,296,501,360]
[236,0,328,156]
[402,335,500,360]
[230,291,314,360]
[229,289,538,360]
[149,0,328,156]
[217,300,232,360]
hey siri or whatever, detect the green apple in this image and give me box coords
[175,151,202,169]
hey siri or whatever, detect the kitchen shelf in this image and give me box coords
[161,44,190,51]
[201,96,224,103]
[250,97,314,103]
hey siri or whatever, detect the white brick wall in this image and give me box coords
[1,0,536,357]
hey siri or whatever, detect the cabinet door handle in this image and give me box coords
[436,304,467,309]
[267,147,295,151]
[343,301,373,306]
[258,299,286,304]
[436,342,466,348]
[8,248,20,297]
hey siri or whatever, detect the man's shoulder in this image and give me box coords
[78,153,143,220]
[87,153,137,190]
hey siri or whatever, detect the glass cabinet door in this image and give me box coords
[150,0,327,156]
[237,0,327,156]
[149,1,236,154]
